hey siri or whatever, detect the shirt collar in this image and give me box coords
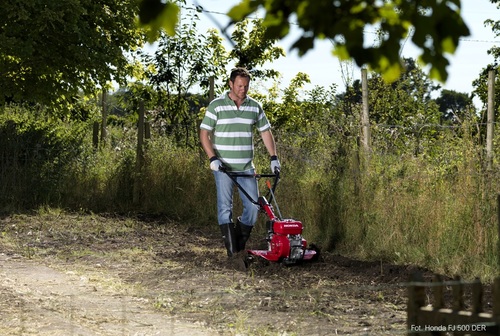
[225,91,248,104]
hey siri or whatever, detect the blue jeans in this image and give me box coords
[214,169,259,226]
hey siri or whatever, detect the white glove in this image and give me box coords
[209,156,223,171]
[270,155,281,173]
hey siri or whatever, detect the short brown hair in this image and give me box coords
[230,67,251,82]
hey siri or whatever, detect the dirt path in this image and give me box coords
[0,213,444,335]
[0,253,215,336]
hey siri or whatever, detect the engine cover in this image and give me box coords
[269,234,290,260]
[247,219,318,264]
[272,219,303,235]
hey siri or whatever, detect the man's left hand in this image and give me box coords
[270,155,280,173]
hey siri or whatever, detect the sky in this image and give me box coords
[183,0,500,105]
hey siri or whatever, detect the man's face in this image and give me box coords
[229,75,250,100]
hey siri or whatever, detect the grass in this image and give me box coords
[330,148,500,281]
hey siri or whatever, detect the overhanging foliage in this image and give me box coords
[0,0,144,106]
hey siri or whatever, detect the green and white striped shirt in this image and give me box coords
[200,92,271,172]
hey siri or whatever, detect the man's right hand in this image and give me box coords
[209,156,223,171]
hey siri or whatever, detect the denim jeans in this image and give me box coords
[213,169,259,226]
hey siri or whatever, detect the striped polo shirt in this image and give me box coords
[200,92,271,172]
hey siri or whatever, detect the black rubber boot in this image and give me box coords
[235,218,253,252]
[220,223,237,257]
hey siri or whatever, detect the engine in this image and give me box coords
[266,219,307,263]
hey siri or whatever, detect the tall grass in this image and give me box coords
[325,133,500,281]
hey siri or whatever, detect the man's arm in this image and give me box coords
[261,130,277,157]
[200,129,216,158]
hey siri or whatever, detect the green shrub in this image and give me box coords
[0,106,86,210]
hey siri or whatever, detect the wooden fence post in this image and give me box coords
[361,68,371,158]
[472,277,484,314]
[133,101,145,205]
[498,194,500,270]
[209,76,214,102]
[407,272,426,335]
[433,274,444,309]
[493,278,500,318]
[486,69,495,169]
[145,121,151,140]
[100,90,108,145]
[92,121,99,149]
[452,275,464,311]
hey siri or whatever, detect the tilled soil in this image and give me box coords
[0,213,486,335]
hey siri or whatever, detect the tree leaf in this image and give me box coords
[333,45,351,61]
[228,0,260,21]
[441,36,457,54]
[142,2,179,42]
[379,60,402,83]
[139,0,166,25]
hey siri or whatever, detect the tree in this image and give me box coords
[138,8,288,146]
[485,0,500,63]
[368,58,439,123]
[262,72,311,131]
[471,1,500,131]
[138,0,470,83]
[435,89,474,123]
[229,18,284,81]
[140,7,228,146]
[363,58,442,155]
[1,0,144,107]
[473,1,500,111]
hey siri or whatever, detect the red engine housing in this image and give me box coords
[248,219,311,262]
[247,196,318,264]
[272,219,303,235]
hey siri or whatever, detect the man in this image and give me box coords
[199,67,280,259]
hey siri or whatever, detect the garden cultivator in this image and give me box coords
[222,168,319,265]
